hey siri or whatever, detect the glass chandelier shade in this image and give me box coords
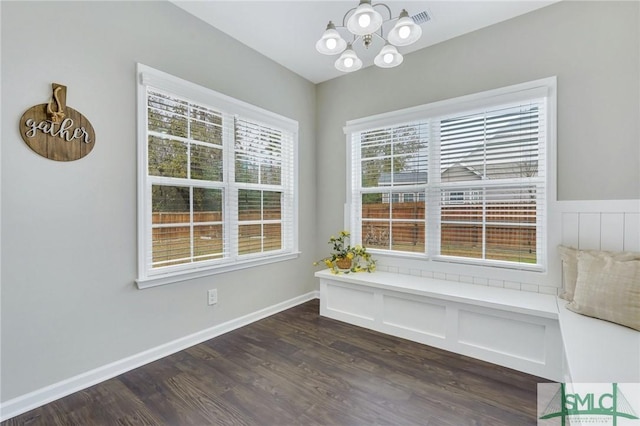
[315,21,347,55]
[387,9,422,46]
[315,1,423,72]
[335,44,363,72]
[374,43,403,68]
[346,0,384,36]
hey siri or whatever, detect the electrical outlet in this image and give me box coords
[207,289,218,306]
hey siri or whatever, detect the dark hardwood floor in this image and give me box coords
[3,299,548,425]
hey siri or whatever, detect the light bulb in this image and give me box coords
[374,44,403,68]
[346,2,383,36]
[398,25,411,39]
[316,22,347,55]
[335,43,362,72]
[358,13,371,28]
[388,9,422,47]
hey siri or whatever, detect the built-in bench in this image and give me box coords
[316,269,640,383]
[315,269,563,380]
[556,299,640,383]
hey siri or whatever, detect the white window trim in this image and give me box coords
[136,64,299,289]
[344,77,557,278]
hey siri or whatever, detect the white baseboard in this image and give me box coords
[0,291,320,422]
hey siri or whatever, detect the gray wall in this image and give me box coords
[316,0,639,241]
[1,1,317,401]
[2,0,639,406]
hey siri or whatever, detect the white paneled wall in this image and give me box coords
[559,200,640,251]
[556,200,640,384]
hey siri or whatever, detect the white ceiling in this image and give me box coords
[171,1,559,84]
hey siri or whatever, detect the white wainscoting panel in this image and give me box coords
[382,294,447,339]
[559,200,640,251]
[324,284,375,323]
[457,308,546,363]
[625,213,640,251]
[600,213,625,251]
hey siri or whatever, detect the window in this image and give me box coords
[136,64,298,288]
[403,193,415,203]
[347,78,555,270]
[358,122,429,253]
[447,191,465,204]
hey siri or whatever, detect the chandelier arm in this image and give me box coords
[331,22,387,40]
[370,3,401,40]
[341,7,359,27]
[329,23,363,46]
[371,2,393,21]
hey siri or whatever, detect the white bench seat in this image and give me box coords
[316,269,563,380]
[316,269,640,383]
[316,270,559,320]
[556,299,640,383]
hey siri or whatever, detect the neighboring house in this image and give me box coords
[377,171,427,203]
[377,129,540,205]
[377,160,536,205]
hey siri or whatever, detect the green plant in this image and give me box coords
[314,230,376,274]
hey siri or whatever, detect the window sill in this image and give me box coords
[368,249,545,273]
[432,255,545,273]
[136,252,301,289]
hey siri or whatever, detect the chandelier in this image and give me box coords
[315,0,423,72]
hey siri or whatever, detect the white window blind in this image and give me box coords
[137,64,298,287]
[437,100,545,266]
[347,79,554,271]
[232,117,295,257]
[147,89,226,270]
[354,122,429,253]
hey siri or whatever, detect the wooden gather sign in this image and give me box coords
[19,83,95,161]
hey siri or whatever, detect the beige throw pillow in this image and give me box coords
[566,251,640,331]
[558,245,640,301]
[558,245,579,301]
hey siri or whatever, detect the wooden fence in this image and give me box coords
[151,210,280,241]
[362,202,537,256]
[151,203,536,260]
